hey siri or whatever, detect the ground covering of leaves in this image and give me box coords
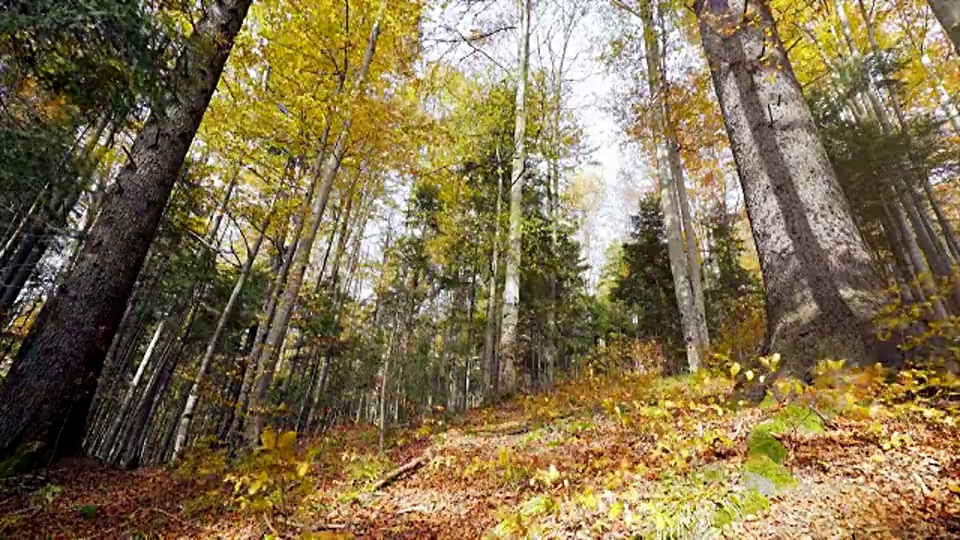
[3,361,960,539]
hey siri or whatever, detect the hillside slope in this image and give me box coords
[3,366,960,539]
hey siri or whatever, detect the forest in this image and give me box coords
[1,0,959,537]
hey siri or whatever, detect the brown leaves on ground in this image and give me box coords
[2,366,960,538]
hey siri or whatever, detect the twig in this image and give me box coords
[808,406,838,430]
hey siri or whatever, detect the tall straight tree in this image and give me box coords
[244,16,383,445]
[619,0,708,370]
[928,0,960,55]
[0,0,252,459]
[498,0,532,396]
[694,0,894,370]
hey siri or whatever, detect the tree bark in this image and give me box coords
[0,0,252,459]
[695,0,894,371]
[636,0,703,371]
[245,19,382,445]
[928,0,960,55]
[484,154,504,402]
[498,0,531,396]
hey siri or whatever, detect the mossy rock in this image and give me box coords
[743,455,796,493]
[772,404,825,434]
[747,428,787,464]
[746,404,824,466]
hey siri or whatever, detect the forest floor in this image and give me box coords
[2,365,960,539]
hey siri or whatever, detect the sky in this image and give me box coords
[422,0,649,290]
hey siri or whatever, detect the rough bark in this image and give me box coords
[0,0,252,459]
[498,0,531,396]
[695,0,894,371]
[928,0,960,55]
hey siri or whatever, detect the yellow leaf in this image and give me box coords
[947,481,960,494]
[730,362,742,377]
[745,370,755,382]
[261,427,277,450]
[278,430,297,450]
[297,461,311,477]
[248,478,264,495]
[609,500,624,520]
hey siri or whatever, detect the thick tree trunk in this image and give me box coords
[928,0,960,55]
[0,0,251,459]
[695,0,894,370]
[498,0,531,396]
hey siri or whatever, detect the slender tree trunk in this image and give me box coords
[0,0,252,459]
[634,0,702,370]
[245,20,382,445]
[695,0,895,371]
[227,171,309,443]
[498,0,531,396]
[100,319,167,460]
[484,156,504,402]
[172,206,273,460]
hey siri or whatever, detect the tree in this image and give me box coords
[0,0,253,460]
[694,0,896,372]
[499,0,533,397]
[928,0,960,55]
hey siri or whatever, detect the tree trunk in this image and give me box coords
[928,0,960,55]
[637,0,703,371]
[245,19,382,445]
[498,0,531,396]
[484,154,504,402]
[0,0,252,459]
[227,172,309,443]
[694,0,894,371]
[172,206,273,460]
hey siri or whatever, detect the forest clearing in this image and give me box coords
[3,0,960,537]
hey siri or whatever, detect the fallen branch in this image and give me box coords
[477,420,531,436]
[280,517,349,533]
[372,454,428,491]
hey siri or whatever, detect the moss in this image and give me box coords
[747,427,788,463]
[743,455,796,490]
[0,441,46,478]
[773,404,825,434]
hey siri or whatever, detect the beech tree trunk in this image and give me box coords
[245,19,382,445]
[172,205,273,460]
[498,0,531,396]
[484,152,505,401]
[695,0,894,371]
[0,0,252,459]
[638,0,703,371]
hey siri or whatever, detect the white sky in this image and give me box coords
[421,0,646,290]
